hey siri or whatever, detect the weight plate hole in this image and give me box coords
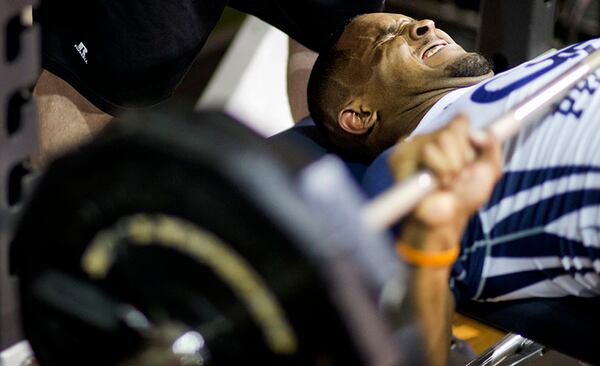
[7,161,30,207]
[6,89,31,136]
[5,13,26,63]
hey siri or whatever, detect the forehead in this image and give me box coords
[358,12,413,28]
[336,13,413,49]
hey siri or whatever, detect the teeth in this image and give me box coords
[424,44,445,59]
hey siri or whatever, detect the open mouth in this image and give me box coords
[421,41,448,60]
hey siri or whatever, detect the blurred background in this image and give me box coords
[171,0,600,110]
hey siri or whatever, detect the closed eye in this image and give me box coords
[375,35,395,48]
[375,21,409,47]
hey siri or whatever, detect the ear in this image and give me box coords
[338,101,378,135]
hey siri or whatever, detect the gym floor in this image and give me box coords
[452,316,590,365]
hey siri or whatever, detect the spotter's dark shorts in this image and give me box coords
[36,0,383,115]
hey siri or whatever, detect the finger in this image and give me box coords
[451,119,477,165]
[469,129,491,149]
[470,129,502,180]
[389,140,420,180]
[448,113,470,129]
[389,134,435,180]
[443,114,476,168]
[458,162,498,212]
[413,191,459,227]
[438,130,464,177]
[476,131,504,178]
[422,143,453,186]
[464,141,477,165]
[453,134,503,212]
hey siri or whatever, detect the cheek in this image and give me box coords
[338,59,374,86]
[379,44,422,84]
[436,29,457,45]
[380,61,423,91]
[371,45,388,68]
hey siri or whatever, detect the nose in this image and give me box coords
[409,19,435,40]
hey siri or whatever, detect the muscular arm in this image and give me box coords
[32,69,113,167]
[287,39,317,123]
[403,267,455,365]
[399,211,463,366]
[391,116,502,365]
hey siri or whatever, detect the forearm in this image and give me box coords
[32,69,113,167]
[404,264,453,366]
[287,39,317,122]
[397,220,460,366]
[387,115,502,364]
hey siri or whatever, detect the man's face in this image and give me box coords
[336,12,492,103]
[331,13,492,150]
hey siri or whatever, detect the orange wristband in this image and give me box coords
[396,241,460,267]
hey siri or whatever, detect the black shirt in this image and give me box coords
[36,0,383,114]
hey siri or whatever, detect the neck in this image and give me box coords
[407,90,451,133]
[399,73,493,134]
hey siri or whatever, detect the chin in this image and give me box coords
[445,52,493,78]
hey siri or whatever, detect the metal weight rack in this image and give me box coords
[0,0,40,351]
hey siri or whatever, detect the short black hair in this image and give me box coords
[307,17,377,163]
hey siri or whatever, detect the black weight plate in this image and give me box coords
[11,110,362,366]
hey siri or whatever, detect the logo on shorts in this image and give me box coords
[74,42,88,64]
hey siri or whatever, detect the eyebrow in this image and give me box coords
[380,23,400,37]
[379,18,413,37]
[374,19,408,48]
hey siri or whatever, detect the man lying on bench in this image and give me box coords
[307,11,600,364]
